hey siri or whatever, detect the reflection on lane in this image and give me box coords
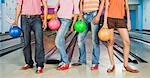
[115,34,150,62]
[129,32,150,43]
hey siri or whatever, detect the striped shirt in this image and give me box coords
[108,0,125,19]
[83,0,100,13]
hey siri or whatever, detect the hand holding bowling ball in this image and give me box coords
[48,18,60,30]
[74,20,86,33]
[98,27,110,41]
[9,26,22,38]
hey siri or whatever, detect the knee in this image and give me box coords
[108,38,114,46]
[77,37,85,46]
[55,36,61,48]
[24,40,30,46]
[92,38,99,46]
[123,40,130,47]
[36,38,43,46]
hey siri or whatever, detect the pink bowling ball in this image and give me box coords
[48,19,60,30]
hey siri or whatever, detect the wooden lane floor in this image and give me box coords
[0,31,149,78]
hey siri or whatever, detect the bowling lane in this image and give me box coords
[0,34,11,41]
[0,31,149,78]
[129,32,150,44]
[115,33,150,62]
[0,37,22,50]
[135,31,150,35]
[71,32,121,65]
[0,32,123,78]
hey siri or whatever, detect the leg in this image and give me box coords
[90,22,100,70]
[107,29,115,66]
[21,16,34,67]
[55,18,71,64]
[106,17,116,73]
[32,16,45,68]
[77,22,89,64]
[117,28,130,66]
[91,23,100,65]
[117,28,139,73]
[106,29,116,73]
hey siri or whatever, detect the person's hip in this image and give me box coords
[21,15,41,19]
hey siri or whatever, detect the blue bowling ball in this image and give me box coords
[9,26,22,38]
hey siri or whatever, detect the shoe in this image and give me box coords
[72,63,82,66]
[91,64,99,70]
[107,65,115,73]
[20,64,33,70]
[124,65,139,73]
[57,64,70,70]
[36,67,43,74]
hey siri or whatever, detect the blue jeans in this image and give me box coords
[78,11,100,64]
[55,18,72,64]
[21,15,44,67]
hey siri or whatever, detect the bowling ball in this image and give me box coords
[48,18,60,30]
[98,28,110,41]
[9,26,22,38]
[47,14,54,20]
[74,20,86,33]
[48,8,55,14]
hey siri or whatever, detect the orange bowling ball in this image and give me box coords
[98,28,110,41]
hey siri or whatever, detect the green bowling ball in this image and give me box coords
[74,20,86,33]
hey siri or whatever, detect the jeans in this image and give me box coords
[77,11,100,64]
[21,15,44,67]
[55,18,72,64]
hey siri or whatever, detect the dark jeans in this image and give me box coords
[21,15,44,67]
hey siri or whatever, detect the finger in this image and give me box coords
[43,28,45,31]
[128,29,130,32]
[92,21,95,24]
[43,27,46,31]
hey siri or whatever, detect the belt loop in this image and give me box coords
[27,15,31,18]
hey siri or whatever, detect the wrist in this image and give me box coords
[15,18,19,22]
[80,13,83,15]
[97,13,101,17]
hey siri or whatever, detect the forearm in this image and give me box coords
[43,2,48,21]
[103,0,109,24]
[15,5,21,23]
[97,0,105,17]
[72,14,78,26]
[126,4,130,24]
[54,0,60,13]
[125,0,130,21]
[79,0,83,14]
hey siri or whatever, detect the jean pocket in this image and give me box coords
[92,11,97,17]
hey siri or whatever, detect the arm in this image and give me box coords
[93,0,105,24]
[78,0,83,20]
[54,0,60,18]
[125,0,131,31]
[103,0,109,27]
[71,0,80,31]
[71,14,78,31]
[97,0,105,17]
[41,0,48,30]
[12,0,22,26]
